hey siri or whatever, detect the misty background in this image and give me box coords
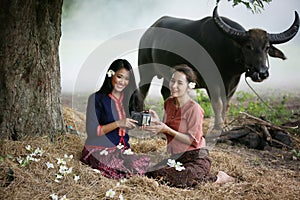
[59,0,300,97]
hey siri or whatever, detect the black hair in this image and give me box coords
[98,59,144,115]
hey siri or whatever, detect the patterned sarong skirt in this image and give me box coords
[146,148,217,188]
[81,146,150,179]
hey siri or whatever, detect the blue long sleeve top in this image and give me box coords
[84,91,130,148]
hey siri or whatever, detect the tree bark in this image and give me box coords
[0,0,65,140]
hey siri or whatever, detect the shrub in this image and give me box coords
[194,89,213,118]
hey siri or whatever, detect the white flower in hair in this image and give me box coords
[107,69,115,77]
[188,82,196,89]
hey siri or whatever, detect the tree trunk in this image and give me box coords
[0,0,65,140]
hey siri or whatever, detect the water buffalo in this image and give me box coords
[138,6,299,133]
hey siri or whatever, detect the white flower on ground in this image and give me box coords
[117,143,124,149]
[60,195,69,200]
[188,82,196,89]
[100,149,108,156]
[27,153,40,162]
[119,193,124,200]
[50,193,58,200]
[27,155,35,161]
[56,158,66,165]
[59,165,72,175]
[25,145,31,151]
[17,157,23,165]
[106,189,116,198]
[21,156,30,166]
[123,149,134,155]
[55,174,63,180]
[74,175,80,182]
[59,165,68,174]
[66,167,73,174]
[64,154,73,160]
[92,169,101,173]
[107,69,115,77]
[33,158,40,162]
[34,147,44,156]
[167,159,176,167]
[46,162,54,169]
[120,179,127,183]
[30,152,37,158]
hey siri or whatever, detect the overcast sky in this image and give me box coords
[59,0,300,94]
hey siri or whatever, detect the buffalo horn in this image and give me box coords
[268,11,299,44]
[213,6,248,41]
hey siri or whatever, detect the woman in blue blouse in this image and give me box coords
[81,59,150,179]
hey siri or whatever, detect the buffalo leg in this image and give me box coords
[138,64,155,100]
[208,86,226,134]
[211,97,224,132]
[161,78,171,100]
[139,82,152,100]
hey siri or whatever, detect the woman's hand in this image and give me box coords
[149,109,160,123]
[143,121,166,134]
[116,118,137,129]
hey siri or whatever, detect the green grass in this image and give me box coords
[194,89,214,118]
[194,90,297,126]
[146,90,298,131]
[228,91,294,125]
[145,97,165,120]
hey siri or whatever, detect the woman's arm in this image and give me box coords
[97,118,138,137]
[144,121,192,145]
[162,123,193,145]
[93,93,138,137]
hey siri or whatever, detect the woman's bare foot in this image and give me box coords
[215,171,235,184]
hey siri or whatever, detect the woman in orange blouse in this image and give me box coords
[145,64,235,187]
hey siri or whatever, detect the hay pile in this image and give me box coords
[1,107,299,199]
[63,106,86,135]
[1,135,299,199]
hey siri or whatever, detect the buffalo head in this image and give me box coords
[213,6,299,82]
